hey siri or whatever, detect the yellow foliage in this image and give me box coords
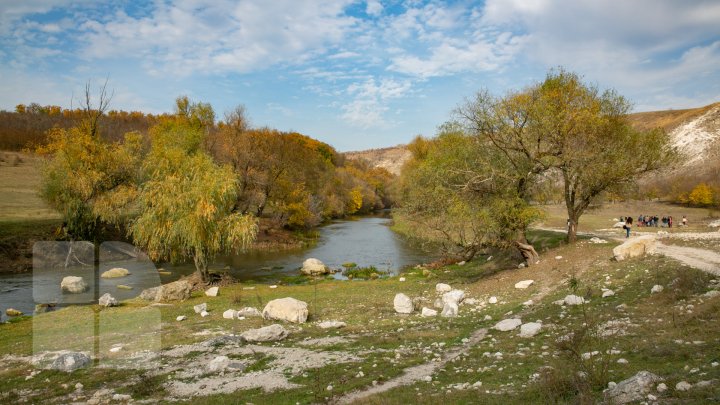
[347,187,363,214]
[688,183,714,206]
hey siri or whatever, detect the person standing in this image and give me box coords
[669,216,673,228]
[682,215,688,227]
[624,216,633,238]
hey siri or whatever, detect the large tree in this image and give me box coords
[129,102,257,283]
[457,69,672,243]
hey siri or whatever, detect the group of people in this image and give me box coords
[620,214,688,238]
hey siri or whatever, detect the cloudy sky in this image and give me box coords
[1,0,719,151]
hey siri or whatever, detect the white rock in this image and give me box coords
[61,276,88,294]
[442,289,465,305]
[656,383,667,392]
[193,303,207,313]
[613,235,657,261]
[327,385,333,391]
[441,302,458,318]
[617,358,628,364]
[647,394,657,401]
[605,371,663,404]
[223,309,238,319]
[590,237,608,244]
[318,321,346,329]
[523,300,534,306]
[109,346,122,353]
[263,297,309,323]
[435,283,452,293]
[112,394,131,401]
[101,267,129,278]
[709,219,720,228]
[237,307,262,317]
[423,376,432,382]
[176,315,186,321]
[564,295,585,306]
[207,356,230,373]
[205,286,219,297]
[518,263,526,269]
[457,261,466,266]
[49,352,91,372]
[394,293,414,314]
[488,296,498,304]
[240,324,289,342]
[421,307,438,317]
[269,285,278,289]
[200,310,209,317]
[613,221,627,228]
[483,315,492,321]
[98,293,118,307]
[399,277,406,282]
[555,256,563,260]
[514,280,534,289]
[519,322,542,337]
[301,258,328,275]
[675,381,692,391]
[651,285,664,294]
[602,290,615,298]
[493,318,522,332]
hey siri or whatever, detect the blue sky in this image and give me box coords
[1,0,719,151]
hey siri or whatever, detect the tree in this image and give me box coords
[129,110,257,283]
[396,128,541,262]
[688,183,714,206]
[457,69,672,243]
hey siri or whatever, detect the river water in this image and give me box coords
[0,215,433,321]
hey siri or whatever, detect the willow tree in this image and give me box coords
[397,126,542,262]
[457,69,672,243]
[130,108,257,283]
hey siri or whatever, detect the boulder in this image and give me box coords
[440,302,458,318]
[50,352,91,372]
[98,293,118,307]
[207,356,230,373]
[223,309,238,319]
[393,293,414,314]
[519,322,542,337]
[301,258,328,275]
[613,235,657,261]
[563,295,585,306]
[155,279,192,302]
[435,283,452,293]
[494,318,522,332]
[194,303,207,313]
[604,371,663,404]
[421,307,438,317]
[237,307,262,317]
[263,297,309,323]
[318,321,346,329]
[100,267,129,278]
[5,308,23,317]
[205,286,219,297]
[514,280,534,289]
[442,290,465,306]
[61,276,88,294]
[240,324,288,342]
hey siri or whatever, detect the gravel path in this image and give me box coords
[656,242,720,276]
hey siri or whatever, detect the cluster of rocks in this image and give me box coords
[393,283,466,318]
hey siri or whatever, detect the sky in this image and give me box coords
[1,0,719,151]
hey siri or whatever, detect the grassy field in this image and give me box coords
[1,235,719,403]
[0,152,59,221]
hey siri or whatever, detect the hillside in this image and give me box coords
[347,102,720,174]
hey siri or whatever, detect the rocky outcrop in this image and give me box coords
[613,235,657,261]
[61,276,88,294]
[263,297,309,323]
[604,371,663,404]
[301,258,328,276]
[240,324,289,342]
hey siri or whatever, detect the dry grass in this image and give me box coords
[0,151,59,221]
[628,102,719,132]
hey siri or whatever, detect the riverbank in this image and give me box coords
[2,234,719,403]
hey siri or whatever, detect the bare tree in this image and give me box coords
[79,78,114,138]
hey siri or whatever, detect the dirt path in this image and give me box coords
[656,242,720,276]
[335,328,488,404]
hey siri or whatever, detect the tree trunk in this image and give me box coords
[193,255,209,283]
[514,230,539,266]
[566,214,578,243]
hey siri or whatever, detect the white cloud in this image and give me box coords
[79,0,358,75]
[366,0,384,17]
[342,77,412,128]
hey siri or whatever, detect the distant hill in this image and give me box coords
[346,102,720,175]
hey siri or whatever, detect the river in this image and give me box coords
[0,215,434,321]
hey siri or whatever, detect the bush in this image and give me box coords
[345,266,386,279]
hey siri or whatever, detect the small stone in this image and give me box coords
[61,276,89,294]
[563,295,585,306]
[200,310,209,317]
[442,289,465,305]
[98,293,118,307]
[318,321,346,329]
[269,285,278,289]
[656,383,667,392]
[514,280,534,289]
[101,267,129,278]
[617,358,628,364]
[440,302,458,318]
[517,263,526,269]
[483,315,492,321]
[5,308,23,317]
[399,277,406,282]
[519,322,542,338]
[423,376,432,382]
[647,394,657,401]
[237,307,262,317]
[223,309,238,319]
[493,318,522,332]
[651,285,664,294]
[50,352,91,372]
[602,290,615,298]
[488,296,498,304]
[112,394,132,401]
[176,315,186,321]
[109,346,122,353]
[194,303,207,313]
[326,385,333,391]
[675,381,691,391]
[394,293,414,314]
[117,284,133,290]
[457,261,466,266]
[240,324,289,342]
[522,300,534,306]
[421,307,438,317]
[207,355,230,373]
[205,286,219,297]
[555,256,563,260]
